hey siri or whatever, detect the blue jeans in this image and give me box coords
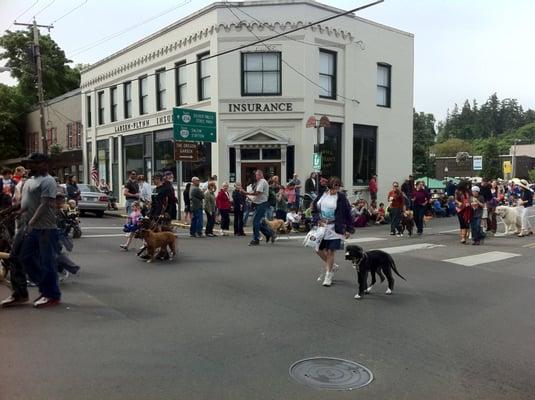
[266,206,274,221]
[190,209,203,235]
[390,208,402,234]
[252,201,272,241]
[413,204,425,234]
[20,229,61,299]
[471,217,483,242]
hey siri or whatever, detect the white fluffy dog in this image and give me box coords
[495,205,522,234]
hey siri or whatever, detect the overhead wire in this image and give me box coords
[6,0,40,31]
[68,0,191,57]
[51,0,88,24]
[223,2,360,104]
[33,0,56,18]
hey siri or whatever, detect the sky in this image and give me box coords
[1,0,534,122]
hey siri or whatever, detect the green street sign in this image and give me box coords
[173,107,217,142]
[313,152,322,171]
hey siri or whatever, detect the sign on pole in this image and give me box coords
[473,156,483,171]
[503,161,512,174]
[174,141,200,162]
[173,107,216,142]
[313,153,322,171]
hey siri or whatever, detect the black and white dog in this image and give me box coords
[345,244,406,299]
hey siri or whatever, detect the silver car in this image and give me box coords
[77,184,108,217]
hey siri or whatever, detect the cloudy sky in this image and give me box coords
[1,0,534,121]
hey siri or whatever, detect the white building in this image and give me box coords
[81,0,414,203]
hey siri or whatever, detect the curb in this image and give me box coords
[104,210,191,229]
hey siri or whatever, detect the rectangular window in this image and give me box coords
[197,52,211,101]
[175,61,186,106]
[124,81,132,118]
[156,69,166,111]
[139,76,148,115]
[353,124,377,185]
[110,86,118,122]
[86,95,92,127]
[240,148,260,160]
[320,122,342,178]
[377,63,391,107]
[319,49,336,99]
[67,123,73,149]
[75,122,82,147]
[241,52,281,96]
[97,91,105,125]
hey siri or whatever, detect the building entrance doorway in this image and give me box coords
[241,162,281,185]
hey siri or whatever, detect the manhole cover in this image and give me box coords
[289,357,373,391]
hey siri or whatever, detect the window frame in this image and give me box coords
[76,122,82,148]
[139,75,149,115]
[175,61,187,106]
[124,81,132,119]
[110,86,118,122]
[97,90,105,125]
[377,62,392,108]
[241,51,282,96]
[352,124,377,185]
[319,49,337,100]
[155,68,166,111]
[86,95,92,128]
[197,52,211,101]
[67,123,73,149]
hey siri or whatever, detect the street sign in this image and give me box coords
[173,107,216,142]
[174,141,200,161]
[503,161,512,174]
[313,152,322,171]
[473,156,483,170]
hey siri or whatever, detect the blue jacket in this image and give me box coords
[312,191,354,235]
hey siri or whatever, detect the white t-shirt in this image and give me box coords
[317,192,343,240]
[253,178,269,204]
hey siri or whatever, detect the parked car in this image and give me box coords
[77,184,108,217]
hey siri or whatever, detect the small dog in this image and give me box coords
[140,229,177,263]
[345,244,406,299]
[400,210,414,236]
[495,205,522,235]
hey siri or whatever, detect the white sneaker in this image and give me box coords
[322,271,333,287]
[332,263,340,272]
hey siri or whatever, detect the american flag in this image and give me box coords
[90,156,99,185]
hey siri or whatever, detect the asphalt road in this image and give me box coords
[1,213,535,400]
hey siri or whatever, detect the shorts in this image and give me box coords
[318,239,342,251]
[184,205,191,213]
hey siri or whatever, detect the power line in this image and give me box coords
[68,0,191,57]
[33,0,56,18]
[224,2,359,104]
[81,0,382,93]
[51,0,88,24]
[7,0,40,31]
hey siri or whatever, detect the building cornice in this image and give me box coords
[81,21,353,90]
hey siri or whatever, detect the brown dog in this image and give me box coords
[141,229,177,263]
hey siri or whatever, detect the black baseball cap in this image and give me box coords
[22,153,50,164]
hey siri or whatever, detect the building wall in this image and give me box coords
[81,0,414,204]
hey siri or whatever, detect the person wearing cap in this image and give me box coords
[517,179,533,237]
[1,153,61,308]
[123,170,140,214]
[189,177,204,237]
[311,176,353,287]
[470,186,485,245]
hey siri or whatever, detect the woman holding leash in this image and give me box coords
[312,177,354,287]
[455,180,473,244]
[517,179,533,237]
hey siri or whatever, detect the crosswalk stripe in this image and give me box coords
[373,243,445,254]
[345,237,386,244]
[443,251,520,266]
[522,242,535,248]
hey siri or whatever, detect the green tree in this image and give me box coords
[480,137,501,179]
[413,109,436,176]
[433,138,472,157]
[0,28,80,102]
[0,84,29,159]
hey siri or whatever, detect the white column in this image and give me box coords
[108,136,114,190]
[117,135,124,206]
[235,145,241,184]
[281,145,287,184]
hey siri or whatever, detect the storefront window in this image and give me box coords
[182,143,212,182]
[320,123,342,179]
[123,134,144,182]
[241,148,260,160]
[353,124,377,185]
[154,140,176,176]
[262,148,281,160]
[97,140,110,186]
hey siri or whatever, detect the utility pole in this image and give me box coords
[14,19,53,155]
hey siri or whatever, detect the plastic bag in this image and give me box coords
[303,226,326,250]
